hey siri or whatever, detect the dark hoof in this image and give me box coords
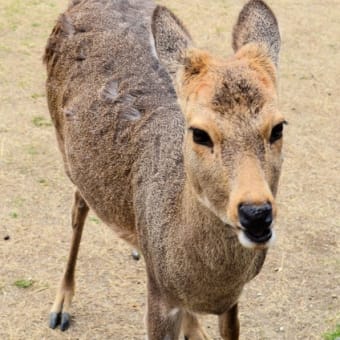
[184,336,189,340]
[60,312,71,331]
[131,249,140,261]
[49,312,61,329]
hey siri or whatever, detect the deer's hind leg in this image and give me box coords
[182,311,211,340]
[49,190,89,331]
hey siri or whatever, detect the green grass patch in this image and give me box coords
[32,115,51,127]
[10,211,18,218]
[324,324,340,340]
[27,145,38,155]
[38,178,48,185]
[31,93,45,100]
[18,79,30,89]
[89,216,100,224]
[0,44,11,53]
[13,196,25,208]
[14,279,33,289]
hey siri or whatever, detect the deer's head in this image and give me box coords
[152,0,285,249]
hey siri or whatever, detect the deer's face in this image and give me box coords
[179,48,285,248]
[151,1,282,248]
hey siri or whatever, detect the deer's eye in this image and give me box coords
[190,128,214,148]
[270,122,286,144]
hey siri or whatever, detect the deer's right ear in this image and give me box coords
[151,6,192,80]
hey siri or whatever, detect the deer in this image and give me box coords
[44,0,285,338]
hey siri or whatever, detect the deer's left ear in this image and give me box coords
[232,0,280,68]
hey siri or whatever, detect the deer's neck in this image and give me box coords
[154,179,267,312]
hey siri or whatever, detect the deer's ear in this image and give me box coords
[151,6,192,80]
[232,0,280,68]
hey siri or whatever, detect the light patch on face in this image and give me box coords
[197,195,233,226]
[237,228,276,249]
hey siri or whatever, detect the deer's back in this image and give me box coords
[45,0,185,241]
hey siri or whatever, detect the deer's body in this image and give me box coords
[45,0,284,338]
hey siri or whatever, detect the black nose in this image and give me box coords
[238,203,273,236]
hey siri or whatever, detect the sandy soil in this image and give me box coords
[0,0,339,339]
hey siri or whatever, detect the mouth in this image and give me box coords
[236,226,275,249]
[244,228,272,244]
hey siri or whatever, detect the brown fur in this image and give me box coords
[44,0,284,338]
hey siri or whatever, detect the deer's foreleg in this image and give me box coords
[182,311,211,340]
[146,277,183,340]
[49,190,89,331]
[218,304,240,340]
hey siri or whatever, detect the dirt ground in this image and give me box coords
[0,0,339,339]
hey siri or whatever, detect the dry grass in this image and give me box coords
[0,0,339,339]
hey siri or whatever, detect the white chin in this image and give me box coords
[237,229,276,249]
